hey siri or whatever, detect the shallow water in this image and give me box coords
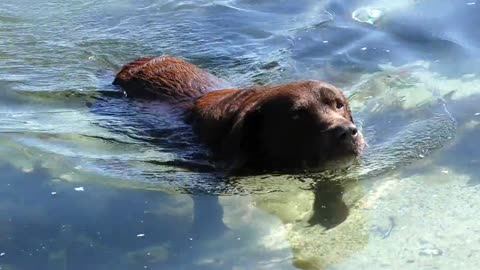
[1,0,480,269]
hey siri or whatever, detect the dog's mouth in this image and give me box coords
[353,137,367,155]
[339,132,366,157]
[304,134,365,171]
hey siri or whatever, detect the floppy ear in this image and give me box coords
[223,109,261,174]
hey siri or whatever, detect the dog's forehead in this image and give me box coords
[258,81,345,110]
[312,82,344,100]
[291,81,345,107]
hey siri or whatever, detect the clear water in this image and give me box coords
[1,0,480,269]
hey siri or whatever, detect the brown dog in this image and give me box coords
[113,56,364,172]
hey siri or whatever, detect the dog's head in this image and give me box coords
[227,80,364,172]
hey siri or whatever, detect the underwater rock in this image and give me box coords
[419,247,443,257]
[351,0,421,26]
[348,61,480,111]
[352,7,384,25]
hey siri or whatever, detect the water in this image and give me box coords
[1,0,480,269]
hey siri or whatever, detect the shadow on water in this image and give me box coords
[308,181,349,229]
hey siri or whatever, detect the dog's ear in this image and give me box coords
[223,109,261,173]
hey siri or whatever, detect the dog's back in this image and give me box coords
[113,55,229,100]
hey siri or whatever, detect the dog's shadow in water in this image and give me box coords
[308,180,350,229]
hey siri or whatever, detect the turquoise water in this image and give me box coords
[1,0,480,269]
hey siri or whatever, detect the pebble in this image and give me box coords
[352,7,384,25]
[419,247,443,256]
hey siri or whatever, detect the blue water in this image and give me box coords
[1,0,480,269]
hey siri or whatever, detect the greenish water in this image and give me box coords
[1,0,480,269]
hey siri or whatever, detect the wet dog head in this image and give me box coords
[228,80,364,172]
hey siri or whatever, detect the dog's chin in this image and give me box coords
[226,135,367,175]
[321,138,365,170]
[325,153,359,170]
[345,133,366,156]
[336,145,362,159]
[352,142,366,156]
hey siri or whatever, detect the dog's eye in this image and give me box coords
[336,101,344,110]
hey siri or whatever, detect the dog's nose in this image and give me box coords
[335,123,358,141]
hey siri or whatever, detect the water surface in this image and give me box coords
[1,0,480,269]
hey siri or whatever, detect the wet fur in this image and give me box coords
[113,55,362,173]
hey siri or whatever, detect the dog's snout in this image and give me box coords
[335,123,358,141]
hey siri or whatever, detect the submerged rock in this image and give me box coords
[352,7,384,25]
